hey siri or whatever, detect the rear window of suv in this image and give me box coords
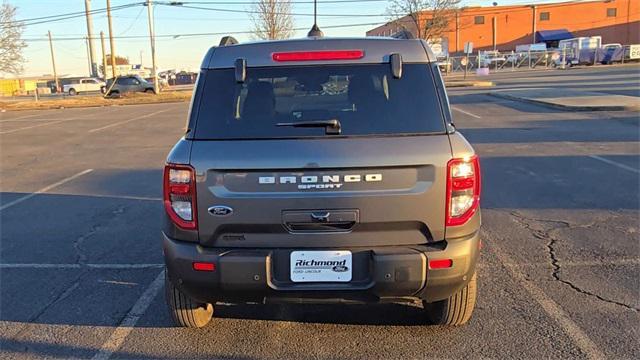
[193,64,446,139]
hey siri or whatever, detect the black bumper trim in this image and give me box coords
[163,231,479,304]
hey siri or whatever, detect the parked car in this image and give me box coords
[436,57,453,73]
[479,50,506,68]
[163,35,482,328]
[62,78,106,96]
[105,75,155,96]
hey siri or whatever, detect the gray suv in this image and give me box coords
[106,75,154,96]
[163,36,481,328]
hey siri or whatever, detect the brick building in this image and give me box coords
[366,0,639,55]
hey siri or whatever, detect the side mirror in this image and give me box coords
[235,58,246,83]
[390,53,402,79]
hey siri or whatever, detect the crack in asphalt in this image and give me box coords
[7,275,85,342]
[510,212,639,312]
[73,206,126,265]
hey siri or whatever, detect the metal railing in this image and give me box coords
[438,45,637,75]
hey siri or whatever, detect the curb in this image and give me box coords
[445,81,494,88]
[489,92,638,112]
[0,98,190,112]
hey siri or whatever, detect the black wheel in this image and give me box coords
[423,271,477,326]
[108,90,120,98]
[68,88,77,96]
[165,272,213,328]
[144,88,156,94]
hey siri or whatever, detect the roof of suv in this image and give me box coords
[201,37,436,69]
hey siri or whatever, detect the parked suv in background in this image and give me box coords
[63,78,106,96]
[163,36,482,328]
[105,75,154,96]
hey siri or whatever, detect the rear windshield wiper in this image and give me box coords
[276,119,341,135]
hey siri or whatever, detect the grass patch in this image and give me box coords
[0,91,192,111]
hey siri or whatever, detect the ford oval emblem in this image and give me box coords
[208,206,233,217]
[332,265,349,273]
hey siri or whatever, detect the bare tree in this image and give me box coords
[387,0,460,41]
[250,0,294,40]
[0,3,27,75]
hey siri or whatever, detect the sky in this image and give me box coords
[7,0,563,77]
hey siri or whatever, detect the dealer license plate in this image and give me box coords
[290,250,352,283]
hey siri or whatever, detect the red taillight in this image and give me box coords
[446,155,481,227]
[163,164,197,230]
[272,50,364,62]
[429,259,453,269]
[192,262,215,272]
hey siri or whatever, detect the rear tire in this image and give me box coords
[165,272,213,328]
[68,88,77,96]
[423,271,477,326]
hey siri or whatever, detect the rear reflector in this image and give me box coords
[192,262,215,272]
[429,259,453,269]
[272,50,364,62]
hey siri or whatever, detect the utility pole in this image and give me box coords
[100,31,108,79]
[492,16,497,51]
[47,31,60,94]
[146,0,159,93]
[531,5,537,44]
[85,37,92,75]
[106,0,117,79]
[84,0,98,77]
[455,11,459,53]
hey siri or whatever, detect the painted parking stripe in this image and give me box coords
[0,113,42,122]
[0,119,69,134]
[488,237,606,360]
[88,109,171,133]
[451,106,482,119]
[588,155,640,174]
[0,169,94,211]
[92,270,165,360]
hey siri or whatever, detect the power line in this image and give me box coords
[118,5,146,35]
[1,3,144,28]
[21,21,388,42]
[174,0,388,4]
[163,3,388,17]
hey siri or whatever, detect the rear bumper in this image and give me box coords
[163,232,480,304]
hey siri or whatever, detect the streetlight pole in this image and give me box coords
[84,0,98,77]
[106,0,117,79]
[146,0,159,93]
[100,31,108,79]
[47,31,60,94]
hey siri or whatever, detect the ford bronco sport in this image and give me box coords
[163,35,481,328]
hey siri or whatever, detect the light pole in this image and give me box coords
[146,0,159,93]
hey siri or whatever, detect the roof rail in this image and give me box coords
[219,36,239,46]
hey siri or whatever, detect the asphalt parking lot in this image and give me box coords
[1,67,639,359]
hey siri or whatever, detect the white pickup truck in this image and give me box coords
[63,78,106,95]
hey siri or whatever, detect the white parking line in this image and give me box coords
[88,109,170,133]
[92,270,165,360]
[451,106,482,119]
[0,169,94,211]
[0,119,69,134]
[588,155,640,174]
[488,238,606,360]
[0,263,164,269]
[0,113,42,122]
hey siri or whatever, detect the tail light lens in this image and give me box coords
[446,155,481,226]
[163,164,197,230]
